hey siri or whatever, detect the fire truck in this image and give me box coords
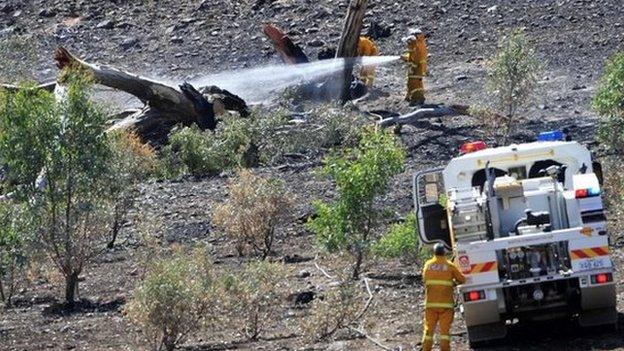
[413,131,617,345]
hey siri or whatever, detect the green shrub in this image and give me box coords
[482,29,541,144]
[373,213,424,261]
[212,169,292,259]
[126,248,220,351]
[594,52,624,153]
[307,128,405,279]
[158,105,366,178]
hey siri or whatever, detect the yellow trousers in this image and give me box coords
[422,308,454,351]
[360,66,376,87]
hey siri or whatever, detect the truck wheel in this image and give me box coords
[467,322,507,348]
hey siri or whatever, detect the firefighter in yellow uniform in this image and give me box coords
[357,36,379,87]
[421,243,466,351]
[401,29,428,105]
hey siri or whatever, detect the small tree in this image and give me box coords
[224,261,287,340]
[483,29,541,144]
[126,248,220,351]
[107,131,156,248]
[300,282,360,341]
[594,52,624,153]
[307,128,405,279]
[0,71,113,306]
[212,169,292,259]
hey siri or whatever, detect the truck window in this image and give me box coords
[471,168,507,189]
[529,160,565,183]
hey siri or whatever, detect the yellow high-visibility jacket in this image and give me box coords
[422,255,466,309]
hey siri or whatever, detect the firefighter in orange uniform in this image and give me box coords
[421,243,466,351]
[357,36,379,87]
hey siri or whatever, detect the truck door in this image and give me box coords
[413,168,452,248]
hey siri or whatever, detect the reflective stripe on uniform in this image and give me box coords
[408,75,425,78]
[422,334,433,340]
[425,279,453,286]
[439,334,450,340]
[426,302,454,309]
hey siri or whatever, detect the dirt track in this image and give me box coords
[1,0,624,350]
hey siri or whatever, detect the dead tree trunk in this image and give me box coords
[54,46,217,142]
[335,0,368,102]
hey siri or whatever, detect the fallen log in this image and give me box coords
[377,104,470,127]
[53,46,248,143]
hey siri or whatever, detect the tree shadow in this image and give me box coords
[42,297,125,316]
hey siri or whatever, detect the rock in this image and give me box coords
[165,25,176,35]
[308,39,324,47]
[96,20,114,29]
[298,270,311,278]
[282,254,313,263]
[292,291,315,306]
[455,75,468,81]
[0,3,13,13]
[317,46,336,60]
[38,8,57,17]
[120,37,139,50]
[170,36,183,44]
[367,21,393,39]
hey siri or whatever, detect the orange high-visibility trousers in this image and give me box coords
[422,308,454,351]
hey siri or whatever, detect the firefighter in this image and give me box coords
[357,36,379,87]
[421,243,466,351]
[401,29,428,105]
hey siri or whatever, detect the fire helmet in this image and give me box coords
[433,243,446,256]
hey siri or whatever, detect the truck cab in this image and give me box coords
[413,132,617,345]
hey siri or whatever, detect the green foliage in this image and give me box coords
[158,106,365,178]
[0,71,114,305]
[373,213,425,261]
[0,202,33,306]
[307,128,406,279]
[212,169,292,259]
[126,248,220,351]
[594,52,624,153]
[484,29,541,144]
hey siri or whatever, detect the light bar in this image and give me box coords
[575,187,601,198]
[537,130,565,142]
[460,141,487,154]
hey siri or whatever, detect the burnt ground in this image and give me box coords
[1,0,624,350]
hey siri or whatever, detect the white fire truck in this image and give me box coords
[413,132,617,345]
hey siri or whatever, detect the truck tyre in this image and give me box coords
[466,322,507,348]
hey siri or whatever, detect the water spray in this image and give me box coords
[189,55,400,103]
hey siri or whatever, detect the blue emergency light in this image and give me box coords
[537,130,565,142]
